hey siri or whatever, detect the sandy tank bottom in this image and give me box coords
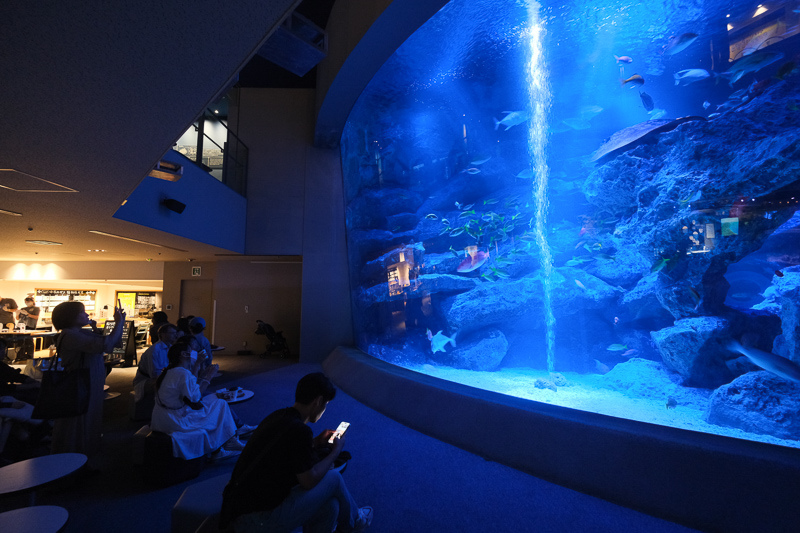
[406,357,800,450]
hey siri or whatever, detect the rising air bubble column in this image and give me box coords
[527,1,556,372]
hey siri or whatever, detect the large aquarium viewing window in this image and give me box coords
[340,0,800,449]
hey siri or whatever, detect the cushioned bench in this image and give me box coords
[171,473,229,533]
[132,425,204,487]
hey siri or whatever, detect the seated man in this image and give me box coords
[133,323,177,404]
[222,372,372,533]
[189,317,213,370]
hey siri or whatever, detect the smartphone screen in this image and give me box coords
[328,421,350,444]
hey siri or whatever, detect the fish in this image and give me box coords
[708,112,721,119]
[427,329,457,354]
[688,286,701,303]
[607,344,628,352]
[462,167,481,175]
[621,348,638,357]
[663,33,698,55]
[515,169,535,180]
[666,397,678,409]
[562,117,591,130]
[723,51,784,85]
[775,270,784,278]
[493,111,530,131]
[594,359,611,374]
[776,60,797,80]
[456,250,490,273]
[424,213,439,220]
[621,74,644,88]
[703,101,712,110]
[639,91,655,111]
[579,105,604,118]
[470,156,491,165]
[726,339,800,383]
[483,198,499,205]
[648,108,667,119]
[674,69,711,86]
[651,257,671,273]
[574,279,586,290]
[614,55,633,64]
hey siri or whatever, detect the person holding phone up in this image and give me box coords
[221,372,373,533]
[50,301,126,469]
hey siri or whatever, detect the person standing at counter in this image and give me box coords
[0,295,18,330]
[16,297,41,361]
[50,301,126,469]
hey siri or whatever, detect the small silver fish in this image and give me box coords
[703,101,711,110]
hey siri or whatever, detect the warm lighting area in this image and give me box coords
[9,263,63,280]
[753,4,768,18]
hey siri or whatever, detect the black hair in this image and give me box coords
[51,301,85,330]
[155,340,192,391]
[152,311,168,324]
[295,372,336,404]
[157,323,177,338]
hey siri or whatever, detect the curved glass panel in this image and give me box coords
[341,0,800,449]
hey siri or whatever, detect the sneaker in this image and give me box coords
[236,424,257,437]
[212,448,241,461]
[223,436,245,451]
[353,507,373,532]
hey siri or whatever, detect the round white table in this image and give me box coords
[216,389,254,404]
[0,505,69,533]
[0,453,87,505]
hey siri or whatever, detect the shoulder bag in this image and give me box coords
[31,334,91,419]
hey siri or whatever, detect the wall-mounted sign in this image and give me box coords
[191,266,202,277]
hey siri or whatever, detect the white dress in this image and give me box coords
[150,366,236,459]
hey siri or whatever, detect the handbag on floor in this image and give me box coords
[31,335,90,419]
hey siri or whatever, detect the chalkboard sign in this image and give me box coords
[103,319,136,364]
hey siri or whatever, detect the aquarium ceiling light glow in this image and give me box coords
[753,5,768,18]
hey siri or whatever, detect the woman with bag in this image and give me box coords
[50,301,125,468]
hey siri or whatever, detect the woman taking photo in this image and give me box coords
[50,301,126,468]
[151,340,243,460]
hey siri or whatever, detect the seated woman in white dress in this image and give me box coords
[150,340,244,460]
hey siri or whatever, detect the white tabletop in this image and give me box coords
[0,506,69,533]
[0,453,87,497]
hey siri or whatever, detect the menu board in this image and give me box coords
[116,291,158,318]
[103,319,135,357]
[36,289,97,324]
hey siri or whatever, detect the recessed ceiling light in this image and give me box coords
[0,208,22,216]
[26,240,62,245]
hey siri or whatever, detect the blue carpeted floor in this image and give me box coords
[1,356,700,532]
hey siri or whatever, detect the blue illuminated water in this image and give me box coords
[341,0,800,449]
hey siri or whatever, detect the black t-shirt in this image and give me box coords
[226,407,316,517]
[0,298,17,326]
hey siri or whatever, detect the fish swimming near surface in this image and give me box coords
[639,91,654,111]
[666,397,678,409]
[663,33,698,55]
[621,74,644,88]
[674,69,711,85]
[615,55,633,64]
[456,250,490,273]
[493,111,530,131]
[427,329,457,354]
[723,51,784,85]
[726,339,800,383]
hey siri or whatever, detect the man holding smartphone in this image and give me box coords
[221,372,373,533]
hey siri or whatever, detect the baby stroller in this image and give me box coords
[255,320,290,358]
